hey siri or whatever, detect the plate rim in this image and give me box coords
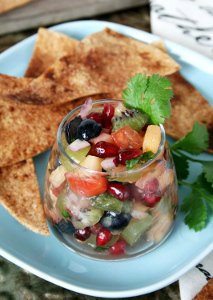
[0,19,213,298]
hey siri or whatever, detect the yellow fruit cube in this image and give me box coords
[143,125,161,154]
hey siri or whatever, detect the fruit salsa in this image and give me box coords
[44,75,178,260]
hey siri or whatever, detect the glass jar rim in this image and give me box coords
[57,99,166,177]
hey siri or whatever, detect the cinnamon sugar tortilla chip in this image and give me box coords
[166,72,213,153]
[0,97,85,167]
[151,39,213,153]
[1,27,180,106]
[193,277,213,299]
[0,93,119,167]
[25,28,79,78]
[0,0,36,14]
[0,74,32,94]
[0,158,49,235]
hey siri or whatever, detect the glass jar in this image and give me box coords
[43,100,178,260]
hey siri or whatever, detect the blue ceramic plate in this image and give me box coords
[0,20,213,298]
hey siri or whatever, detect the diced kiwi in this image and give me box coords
[90,192,133,214]
[56,188,69,218]
[59,134,91,171]
[71,207,104,229]
[121,215,153,246]
[112,109,149,133]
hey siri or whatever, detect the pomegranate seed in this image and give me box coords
[96,228,112,246]
[74,227,91,241]
[91,141,119,158]
[108,182,131,201]
[142,192,161,208]
[143,178,159,193]
[109,238,127,255]
[86,112,104,126]
[90,223,103,234]
[116,149,142,165]
[102,103,114,128]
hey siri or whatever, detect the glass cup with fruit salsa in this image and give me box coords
[43,96,178,260]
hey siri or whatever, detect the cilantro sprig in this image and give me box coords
[125,151,155,170]
[122,73,173,125]
[169,122,213,231]
[122,74,213,232]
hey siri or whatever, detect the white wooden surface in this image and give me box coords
[0,0,148,35]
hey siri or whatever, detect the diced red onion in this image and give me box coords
[101,157,118,170]
[80,97,93,119]
[67,139,90,152]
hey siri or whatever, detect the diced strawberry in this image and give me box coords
[111,125,143,150]
[65,172,108,197]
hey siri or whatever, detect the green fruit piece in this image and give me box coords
[90,192,133,214]
[59,134,91,171]
[71,207,104,229]
[121,215,153,246]
[150,197,170,218]
[112,109,149,132]
[56,188,70,218]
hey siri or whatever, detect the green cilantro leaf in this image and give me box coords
[94,246,110,252]
[195,174,213,211]
[202,161,213,187]
[122,73,173,125]
[181,189,207,231]
[170,122,209,155]
[172,152,189,181]
[125,151,155,170]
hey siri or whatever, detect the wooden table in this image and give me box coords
[0,3,181,299]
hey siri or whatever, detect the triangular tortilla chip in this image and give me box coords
[25,28,79,78]
[0,93,120,167]
[151,39,213,153]
[0,158,49,235]
[0,97,84,167]
[0,74,32,94]
[166,72,213,153]
[0,0,36,14]
[1,27,180,106]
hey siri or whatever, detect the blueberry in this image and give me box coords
[55,219,75,234]
[76,119,102,141]
[100,211,131,232]
[65,116,82,144]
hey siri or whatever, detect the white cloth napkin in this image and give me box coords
[150,1,213,299]
[150,0,213,59]
[179,252,213,300]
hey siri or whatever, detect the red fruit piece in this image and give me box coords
[142,192,161,208]
[117,149,142,165]
[86,112,104,125]
[51,180,67,197]
[143,178,159,193]
[111,125,143,150]
[74,227,91,241]
[102,103,114,128]
[91,141,119,158]
[96,228,112,246]
[109,238,127,255]
[108,182,131,201]
[90,223,103,234]
[65,172,108,197]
